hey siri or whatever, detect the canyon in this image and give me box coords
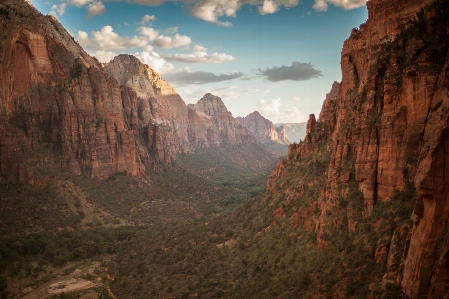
[1,0,449,298]
[0,1,257,184]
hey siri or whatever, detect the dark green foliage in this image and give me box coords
[0,226,143,276]
[0,276,7,299]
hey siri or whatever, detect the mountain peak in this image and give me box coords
[104,54,177,96]
[190,93,228,116]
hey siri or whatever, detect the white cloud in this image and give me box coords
[93,50,117,63]
[163,45,236,64]
[258,0,279,15]
[153,34,192,49]
[91,26,125,50]
[134,46,175,74]
[141,14,157,24]
[139,27,159,40]
[257,98,304,123]
[88,25,149,50]
[313,0,367,11]
[189,0,239,22]
[87,1,106,17]
[186,0,300,25]
[70,0,94,7]
[77,30,91,48]
[50,3,67,16]
[165,27,179,34]
[217,21,233,27]
[294,96,301,102]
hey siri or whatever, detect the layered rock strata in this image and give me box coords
[266,0,449,297]
[237,111,290,154]
[0,0,256,183]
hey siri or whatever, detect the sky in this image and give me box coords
[28,0,368,123]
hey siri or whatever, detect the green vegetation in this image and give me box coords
[107,136,416,299]
[0,143,279,235]
[0,227,139,276]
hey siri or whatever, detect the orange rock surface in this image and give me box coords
[0,0,256,183]
[266,0,449,297]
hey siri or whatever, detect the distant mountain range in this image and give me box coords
[275,122,307,143]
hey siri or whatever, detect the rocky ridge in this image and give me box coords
[237,111,290,154]
[274,122,307,143]
[0,1,256,183]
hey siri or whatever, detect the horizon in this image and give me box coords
[28,0,368,123]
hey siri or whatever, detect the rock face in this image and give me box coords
[186,93,256,148]
[0,0,145,182]
[0,0,256,183]
[237,111,290,154]
[274,122,307,143]
[266,0,449,297]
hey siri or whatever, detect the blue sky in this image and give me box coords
[28,0,368,123]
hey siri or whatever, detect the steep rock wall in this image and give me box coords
[266,0,449,297]
[0,1,257,183]
[0,1,145,182]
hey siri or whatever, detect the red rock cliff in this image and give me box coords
[266,0,449,297]
[0,0,257,183]
[0,0,147,182]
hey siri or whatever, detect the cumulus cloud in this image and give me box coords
[49,3,67,16]
[163,45,236,64]
[313,0,367,11]
[69,0,94,7]
[257,61,323,82]
[80,25,190,51]
[93,50,117,63]
[163,68,244,85]
[91,25,129,50]
[134,46,175,74]
[185,0,299,25]
[87,1,106,17]
[141,14,157,24]
[258,0,279,15]
[153,34,192,49]
[138,27,159,40]
[257,98,304,123]
[77,30,91,48]
[188,0,241,24]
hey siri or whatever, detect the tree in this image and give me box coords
[0,275,8,298]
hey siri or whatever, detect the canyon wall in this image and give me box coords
[266,0,449,297]
[0,0,256,183]
[237,111,290,154]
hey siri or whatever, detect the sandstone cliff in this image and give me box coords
[0,0,147,182]
[237,111,290,154]
[186,93,256,148]
[0,1,256,183]
[265,0,449,297]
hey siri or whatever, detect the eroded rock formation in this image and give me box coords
[0,0,256,183]
[237,111,290,154]
[266,0,449,297]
